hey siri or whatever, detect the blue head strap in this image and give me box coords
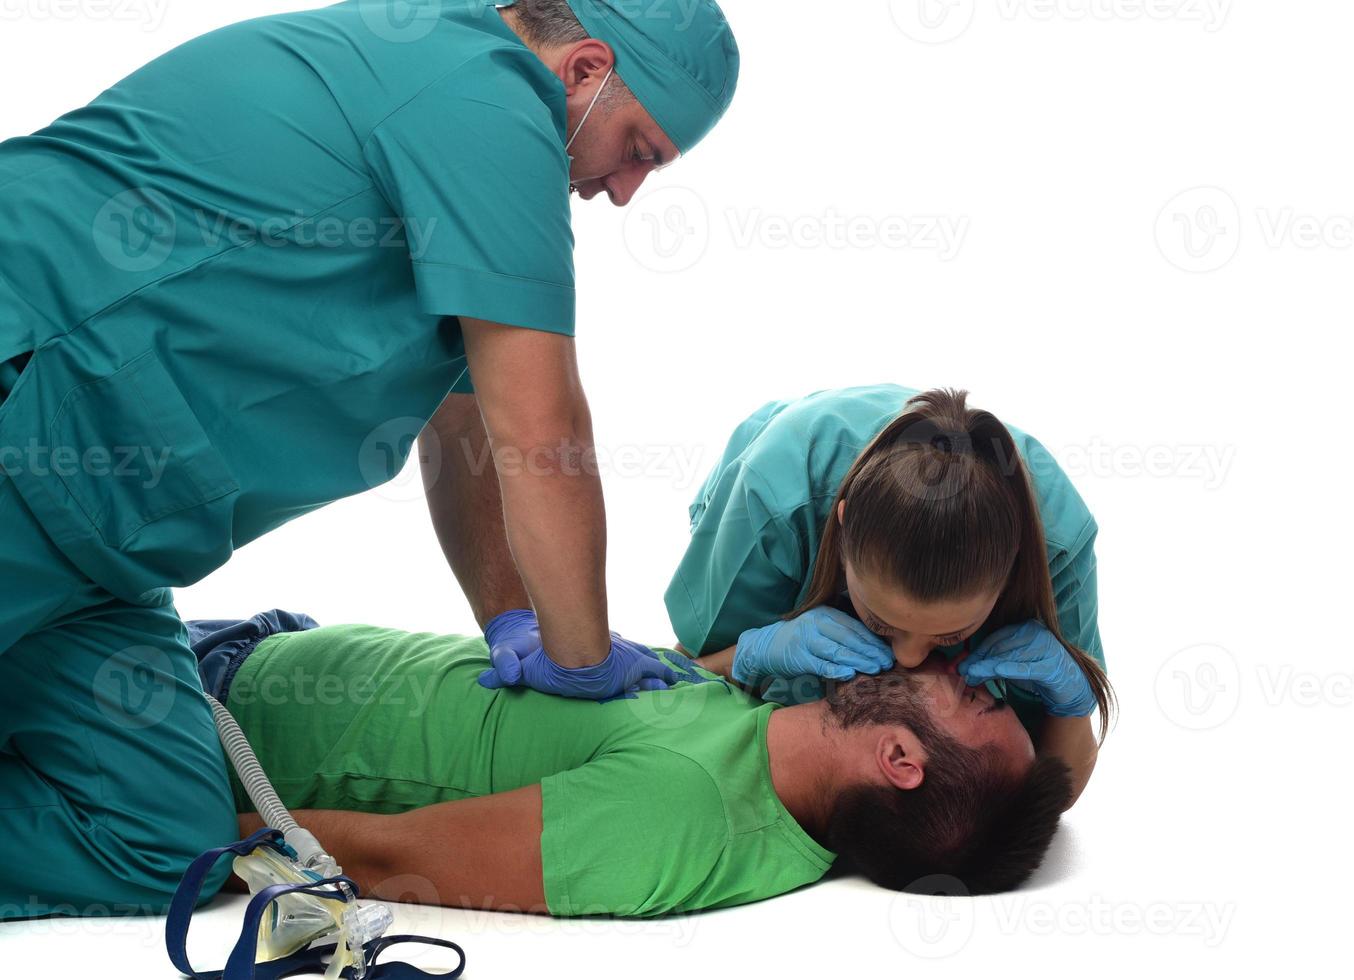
[165,830,465,980]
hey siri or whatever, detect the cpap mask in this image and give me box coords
[165,695,464,980]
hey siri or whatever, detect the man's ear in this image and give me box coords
[557,39,616,96]
[875,731,924,792]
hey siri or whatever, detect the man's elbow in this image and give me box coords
[485,398,595,473]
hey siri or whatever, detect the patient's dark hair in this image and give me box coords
[825,671,1071,895]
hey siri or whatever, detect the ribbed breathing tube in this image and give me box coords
[205,693,341,878]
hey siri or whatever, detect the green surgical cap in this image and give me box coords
[563,0,741,154]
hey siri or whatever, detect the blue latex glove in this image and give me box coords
[734,606,895,687]
[477,609,678,701]
[957,620,1096,717]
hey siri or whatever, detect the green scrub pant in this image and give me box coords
[0,473,238,920]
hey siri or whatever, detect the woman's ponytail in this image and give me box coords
[792,388,1116,741]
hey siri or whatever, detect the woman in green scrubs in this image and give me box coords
[666,385,1116,805]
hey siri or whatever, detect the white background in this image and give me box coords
[3,0,1350,976]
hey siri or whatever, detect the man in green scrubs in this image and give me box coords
[665,384,1105,725]
[0,0,738,917]
[205,617,1050,914]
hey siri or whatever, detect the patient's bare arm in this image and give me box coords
[1038,714,1098,808]
[693,643,736,680]
[236,785,548,913]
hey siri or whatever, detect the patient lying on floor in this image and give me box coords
[198,613,1072,917]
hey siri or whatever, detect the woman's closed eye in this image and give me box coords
[864,614,966,648]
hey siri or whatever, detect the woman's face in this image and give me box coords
[842,558,1001,669]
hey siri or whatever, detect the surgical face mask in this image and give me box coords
[565,67,614,159]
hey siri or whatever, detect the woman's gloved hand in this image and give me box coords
[733,606,895,687]
[957,620,1096,717]
[477,609,678,701]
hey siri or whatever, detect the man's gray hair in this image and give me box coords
[506,0,636,109]
[508,0,591,46]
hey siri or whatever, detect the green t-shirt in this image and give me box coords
[225,624,835,917]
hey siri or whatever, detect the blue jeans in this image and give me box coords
[187,609,320,702]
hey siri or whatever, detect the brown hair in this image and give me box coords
[791,388,1115,742]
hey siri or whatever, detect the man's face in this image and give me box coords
[906,653,1035,771]
[566,92,680,206]
[828,653,1035,781]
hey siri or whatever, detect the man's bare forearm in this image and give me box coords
[459,319,612,668]
[491,415,610,666]
[1038,713,1098,809]
[421,388,611,663]
[421,393,530,627]
[236,785,548,913]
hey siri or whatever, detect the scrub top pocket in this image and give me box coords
[50,351,239,549]
[1,345,241,596]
